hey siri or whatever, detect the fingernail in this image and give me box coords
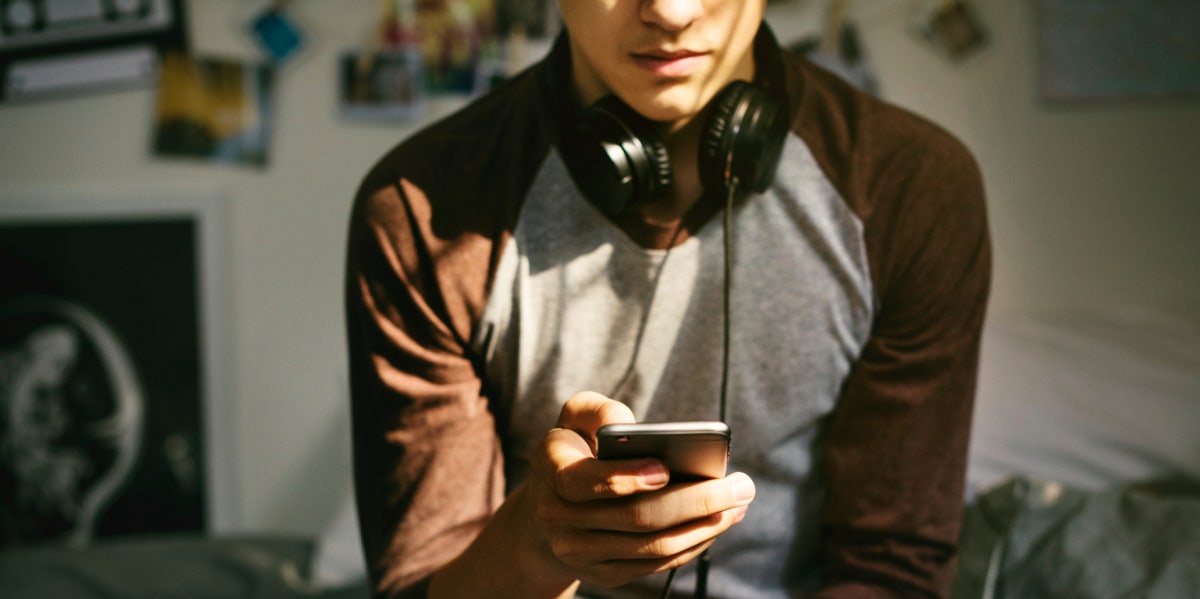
[732,505,749,522]
[733,477,755,503]
[639,463,669,486]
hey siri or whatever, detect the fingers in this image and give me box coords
[535,392,659,502]
[572,538,718,588]
[538,427,669,501]
[551,501,749,564]
[544,490,751,587]
[526,391,758,588]
[544,472,756,532]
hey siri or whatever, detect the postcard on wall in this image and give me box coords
[151,53,275,168]
[338,48,425,122]
[495,0,556,40]
[909,0,989,63]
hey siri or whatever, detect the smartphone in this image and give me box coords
[596,421,731,482]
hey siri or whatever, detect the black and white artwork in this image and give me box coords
[0,206,214,546]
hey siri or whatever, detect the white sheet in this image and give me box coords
[967,306,1200,496]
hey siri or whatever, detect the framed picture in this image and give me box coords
[0,188,236,546]
[1036,0,1200,102]
[0,0,189,103]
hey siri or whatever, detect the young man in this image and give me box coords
[343,0,990,597]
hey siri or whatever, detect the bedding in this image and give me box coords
[951,306,1200,598]
[1,306,1194,597]
[0,533,369,598]
[951,477,1200,599]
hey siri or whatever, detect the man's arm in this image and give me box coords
[346,182,757,598]
[345,180,508,596]
[815,131,992,598]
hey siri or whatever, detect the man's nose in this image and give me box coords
[639,0,704,32]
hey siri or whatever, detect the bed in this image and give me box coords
[2,306,1197,598]
[952,306,1200,598]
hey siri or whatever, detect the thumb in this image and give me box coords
[556,391,636,454]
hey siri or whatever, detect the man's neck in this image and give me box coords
[638,115,705,224]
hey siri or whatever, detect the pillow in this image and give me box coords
[967,306,1200,497]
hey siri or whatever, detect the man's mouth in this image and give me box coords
[631,49,709,78]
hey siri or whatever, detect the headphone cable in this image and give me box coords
[699,177,737,599]
[719,177,736,425]
[662,177,738,599]
[659,568,679,599]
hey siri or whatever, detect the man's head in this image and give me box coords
[559,0,766,129]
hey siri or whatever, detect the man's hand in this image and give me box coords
[526,392,756,588]
[428,391,755,598]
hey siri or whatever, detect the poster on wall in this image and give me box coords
[0,0,189,103]
[0,194,230,546]
[1036,0,1200,102]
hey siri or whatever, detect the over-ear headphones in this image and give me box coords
[550,27,791,217]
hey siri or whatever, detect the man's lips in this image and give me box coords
[631,49,709,78]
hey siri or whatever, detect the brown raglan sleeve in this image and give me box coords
[344,178,505,598]
[813,127,991,598]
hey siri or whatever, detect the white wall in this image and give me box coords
[855,1,1200,316]
[1,0,1197,537]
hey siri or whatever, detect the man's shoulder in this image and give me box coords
[783,52,982,220]
[785,50,975,172]
[354,64,555,204]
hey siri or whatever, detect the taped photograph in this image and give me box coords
[338,48,425,122]
[909,0,989,63]
[151,53,275,168]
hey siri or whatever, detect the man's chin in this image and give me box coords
[625,86,716,124]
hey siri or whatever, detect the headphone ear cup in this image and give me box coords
[699,81,789,194]
[559,96,673,217]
